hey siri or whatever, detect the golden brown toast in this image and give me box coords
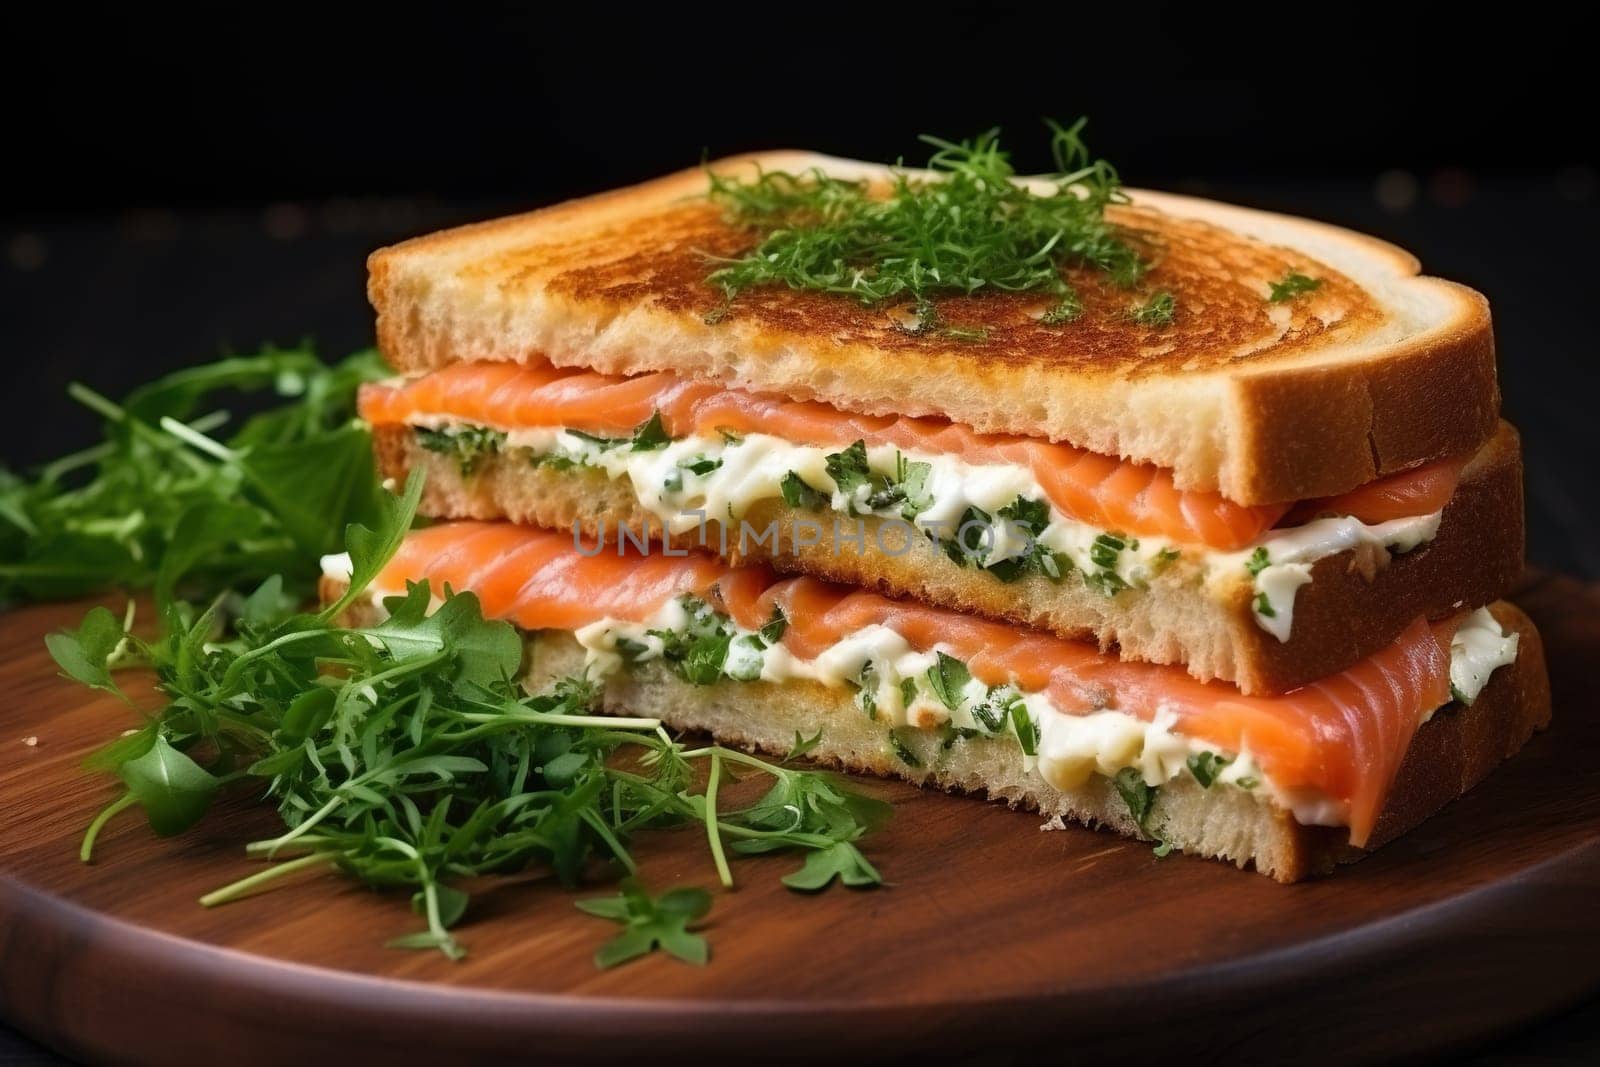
[369,152,1498,504]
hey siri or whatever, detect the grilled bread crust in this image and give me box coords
[371,421,1523,695]
[329,587,1547,884]
[368,152,1498,504]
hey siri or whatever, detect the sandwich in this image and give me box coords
[359,153,1521,695]
[340,127,1550,876]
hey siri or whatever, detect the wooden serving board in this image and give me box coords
[0,574,1597,1065]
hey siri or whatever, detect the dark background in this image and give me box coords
[2,6,1598,1058]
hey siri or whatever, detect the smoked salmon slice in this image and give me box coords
[373,521,1462,846]
[360,362,1467,552]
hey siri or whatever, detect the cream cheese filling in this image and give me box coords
[402,416,1446,642]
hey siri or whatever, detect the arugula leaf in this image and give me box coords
[118,735,220,836]
[781,841,882,891]
[578,880,711,968]
[924,652,971,711]
[2,346,385,608]
[319,468,425,621]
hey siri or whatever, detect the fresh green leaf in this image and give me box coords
[779,472,829,510]
[1113,768,1159,836]
[630,411,671,451]
[924,652,972,711]
[1186,751,1230,789]
[46,605,128,696]
[824,440,873,495]
[759,604,788,644]
[118,735,219,836]
[319,467,425,621]
[784,729,824,761]
[781,841,882,891]
[578,880,711,968]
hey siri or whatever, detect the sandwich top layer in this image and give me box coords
[334,521,1522,848]
[367,152,1498,503]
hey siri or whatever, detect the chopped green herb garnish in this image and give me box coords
[682,456,723,477]
[889,729,922,768]
[630,410,671,451]
[416,425,507,477]
[1010,701,1038,756]
[759,604,788,645]
[779,471,829,510]
[856,663,880,720]
[1089,532,1126,569]
[1254,591,1276,618]
[1187,751,1230,789]
[899,676,920,709]
[1268,272,1323,303]
[1236,776,1260,790]
[824,440,873,496]
[1131,291,1176,326]
[924,652,972,711]
[706,119,1144,322]
[1113,768,1159,836]
[1245,546,1271,577]
[716,427,743,446]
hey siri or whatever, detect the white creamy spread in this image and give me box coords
[1219,512,1444,642]
[1447,607,1519,705]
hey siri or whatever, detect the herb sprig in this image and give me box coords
[706,119,1146,324]
[1,347,387,607]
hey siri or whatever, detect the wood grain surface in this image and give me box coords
[0,573,1596,1065]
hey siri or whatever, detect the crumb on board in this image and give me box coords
[21,736,38,747]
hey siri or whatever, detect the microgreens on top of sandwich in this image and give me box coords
[705,119,1152,326]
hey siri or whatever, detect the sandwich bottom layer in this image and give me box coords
[336,583,1548,882]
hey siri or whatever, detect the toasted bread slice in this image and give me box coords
[368,152,1498,504]
[371,420,1524,695]
[329,585,1548,883]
